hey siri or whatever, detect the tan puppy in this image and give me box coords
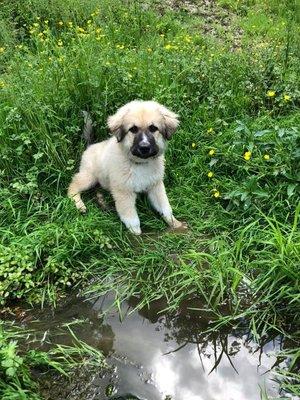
[68,100,185,234]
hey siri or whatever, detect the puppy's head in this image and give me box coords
[107,100,179,162]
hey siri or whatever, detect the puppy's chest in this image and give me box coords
[127,163,163,192]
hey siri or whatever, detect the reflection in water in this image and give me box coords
[23,293,286,400]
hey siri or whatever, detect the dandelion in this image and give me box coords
[207,171,214,178]
[263,154,270,160]
[58,21,64,26]
[283,94,291,102]
[207,127,214,134]
[208,149,215,156]
[244,151,252,161]
[191,142,196,148]
[212,189,220,198]
[57,40,63,47]
[266,90,276,97]
[0,47,5,54]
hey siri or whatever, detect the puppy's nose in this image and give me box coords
[139,141,151,154]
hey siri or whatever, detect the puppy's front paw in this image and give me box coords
[169,217,188,232]
[127,224,142,235]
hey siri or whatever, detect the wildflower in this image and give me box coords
[147,48,152,52]
[191,142,196,148]
[266,90,276,97]
[244,151,252,161]
[57,40,63,47]
[207,171,214,178]
[212,189,220,198]
[0,47,5,54]
[208,149,215,156]
[283,94,291,102]
[0,80,6,88]
[207,127,214,134]
[164,44,172,50]
[263,154,270,160]
[58,21,63,26]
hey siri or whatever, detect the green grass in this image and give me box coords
[0,0,299,398]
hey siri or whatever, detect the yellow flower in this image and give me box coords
[244,151,252,160]
[207,127,214,133]
[263,154,270,160]
[191,142,196,148]
[207,171,214,178]
[0,80,6,88]
[266,90,276,97]
[57,40,63,47]
[208,149,215,156]
[58,21,63,26]
[212,190,220,198]
[283,94,291,102]
[147,48,152,52]
[164,44,172,50]
[0,47,5,53]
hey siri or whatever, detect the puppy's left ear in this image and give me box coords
[158,104,179,140]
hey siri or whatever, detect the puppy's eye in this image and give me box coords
[129,125,138,134]
[149,124,158,133]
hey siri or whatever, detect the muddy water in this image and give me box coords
[22,293,288,400]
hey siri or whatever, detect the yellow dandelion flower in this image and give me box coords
[58,21,63,26]
[263,154,270,160]
[191,142,196,148]
[212,190,220,198]
[0,47,5,53]
[283,94,291,102]
[244,151,252,160]
[266,90,276,97]
[208,149,215,156]
[207,171,214,178]
[57,40,63,47]
[207,127,213,133]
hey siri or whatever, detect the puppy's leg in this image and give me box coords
[112,189,141,235]
[68,172,96,213]
[148,182,185,229]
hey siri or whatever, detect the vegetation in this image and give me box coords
[0,0,299,398]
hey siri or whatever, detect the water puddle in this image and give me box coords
[16,293,290,400]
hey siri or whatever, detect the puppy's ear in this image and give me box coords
[158,104,179,140]
[107,105,129,142]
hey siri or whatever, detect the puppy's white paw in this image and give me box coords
[129,225,142,235]
[75,202,87,214]
[169,217,188,232]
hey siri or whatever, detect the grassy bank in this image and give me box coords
[0,0,299,397]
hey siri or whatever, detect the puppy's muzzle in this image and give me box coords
[131,133,159,159]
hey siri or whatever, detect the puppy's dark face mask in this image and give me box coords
[129,124,159,159]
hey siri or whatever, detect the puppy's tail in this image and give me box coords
[81,110,95,146]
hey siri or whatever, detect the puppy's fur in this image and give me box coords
[68,100,185,234]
